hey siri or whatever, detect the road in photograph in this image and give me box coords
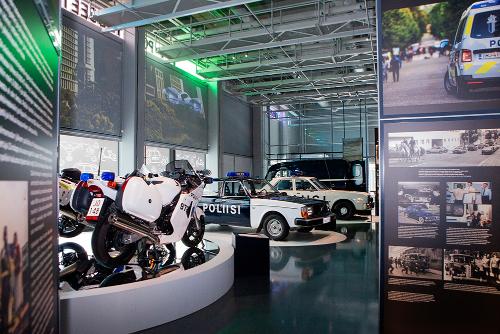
[389,148,500,167]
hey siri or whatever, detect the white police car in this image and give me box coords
[444,0,500,97]
[269,176,373,220]
[199,172,335,241]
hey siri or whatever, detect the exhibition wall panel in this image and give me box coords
[379,0,500,332]
[60,10,123,136]
[0,1,60,332]
[144,55,208,150]
[221,91,253,157]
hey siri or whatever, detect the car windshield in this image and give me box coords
[471,10,500,39]
[241,179,280,197]
[310,178,329,190]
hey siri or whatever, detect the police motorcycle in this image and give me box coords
[59,168,88,238]
[89,160,211,269]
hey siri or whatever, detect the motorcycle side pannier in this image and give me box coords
[117,177,162,222]
[70,183,92,213]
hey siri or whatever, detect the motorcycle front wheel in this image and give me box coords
[181,217,205,248]
[91,205,137,269]
[58,214,86,238]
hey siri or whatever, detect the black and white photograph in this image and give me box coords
[444,249,500,286]
[381,0,500,117]
[0,182,29,333]
[388,128,500,167]
[388,246,443,280]
[398,182,440,225]
[446,181,492,227]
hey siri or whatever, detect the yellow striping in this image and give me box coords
[464,15,474,36]
[463,63,473,71]
[475,61,496,75]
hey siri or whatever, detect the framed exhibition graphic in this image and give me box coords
[379,0,500,333]
[0,0,60,333]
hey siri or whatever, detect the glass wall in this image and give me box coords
[59,134,119,174]
[266,100,378,165]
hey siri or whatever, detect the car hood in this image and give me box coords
[252,195,326,208]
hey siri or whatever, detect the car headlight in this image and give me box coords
[301,206,313,219]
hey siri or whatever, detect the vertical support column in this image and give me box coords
[206,81,221,177]
[119,27,144,174]
[252,104,264,177]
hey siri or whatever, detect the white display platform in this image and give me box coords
[206,226,346,247]
[60,236,234,334]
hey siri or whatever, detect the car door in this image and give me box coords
[294,179,323,200]
[218,180,251,227]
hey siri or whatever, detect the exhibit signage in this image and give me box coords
[0,0,60,333]
[379,0,500,333]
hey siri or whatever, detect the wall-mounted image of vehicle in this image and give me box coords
[482,145,499,154]
[452,146,467,154]
[444,1,500,98]
[162,87,204,115]
[401,253,430,274]
[445,253,476,281]
[269,176,373,220]
[426,146,448,154]
[405,204,440,224]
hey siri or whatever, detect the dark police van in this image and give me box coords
[265,159,366,192]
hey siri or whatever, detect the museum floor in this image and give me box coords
[139,223,379,334]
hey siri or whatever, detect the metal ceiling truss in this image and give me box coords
[94,0,377,106]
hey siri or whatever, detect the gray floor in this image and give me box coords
[139,223,379,334]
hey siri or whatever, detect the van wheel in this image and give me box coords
[333,201,355,220]
[443,71,454,95]
[456,78,469,98]
[340,226,349,234]
[263,214,289,241]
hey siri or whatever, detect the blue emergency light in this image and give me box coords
[101,171,115,182]
[227,171,250,177]
[80,173,94,182]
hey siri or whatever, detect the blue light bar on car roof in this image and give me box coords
[101,171,115,182]
[227,171,250,177]
[471,0,499,9]
[80,172,94,182]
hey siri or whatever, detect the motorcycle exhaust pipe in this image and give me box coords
[110,212,160,244]
[60,208,77,221]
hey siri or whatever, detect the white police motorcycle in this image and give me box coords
[88,160,210,268]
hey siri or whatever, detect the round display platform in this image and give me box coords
[205,225,346,247]
[60,236,233,334]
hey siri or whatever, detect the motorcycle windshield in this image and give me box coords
[163,160,197,179]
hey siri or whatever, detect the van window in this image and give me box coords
[471,10,500,38]
[454,17,467,44]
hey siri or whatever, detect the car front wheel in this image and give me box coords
[263,214,290,241]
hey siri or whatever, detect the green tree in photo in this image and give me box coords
[428,0,476,42]
[382,8,421,49]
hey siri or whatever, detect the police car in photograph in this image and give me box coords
[269,176,373,220]
[199,172,335,241]
[444,0,500,97]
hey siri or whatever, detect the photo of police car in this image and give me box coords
[199,172,335,241]
[444,0,500,97]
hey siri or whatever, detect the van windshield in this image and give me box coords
[471,10,500,38]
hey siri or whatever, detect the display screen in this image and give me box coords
[144,56,208,150]
[60,11,123,136]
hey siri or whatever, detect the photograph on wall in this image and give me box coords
[444,249,500,286]
[388,128,500,167]
[398,182,440,225]
[381,0,500,116]
[144,56,208,150]
[446,181,492,228]
[0,182,29,333]
[388,246,443,280]
[59,14,123,136]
